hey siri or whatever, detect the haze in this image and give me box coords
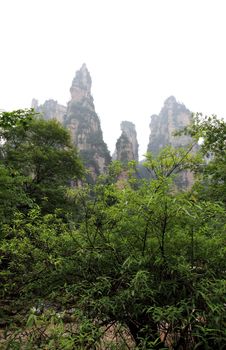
[0,0,225,159]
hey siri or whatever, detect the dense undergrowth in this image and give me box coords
[0,110,225,349]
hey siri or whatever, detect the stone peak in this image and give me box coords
[71,63,92,93]
[164,95,177,106]
[121,121,136,132]
[81,62,88,70]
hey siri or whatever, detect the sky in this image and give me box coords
[0,0,226,159]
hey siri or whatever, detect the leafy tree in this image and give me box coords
[0,164,31,225]
[65,154,225,349]
[182,113,226,204]
[183,113,226,156]
[0,112,225,349]
[0,109,84,215]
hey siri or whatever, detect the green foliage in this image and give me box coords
[0,109,84,216]
[58,148,225,348]
[181,113,226,204]
[0,164,32,225]
[0,110,225,349]
[0,108,35,130]
[182,113,226,156]
[144,145,201,179]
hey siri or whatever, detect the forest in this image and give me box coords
[0,109,225,349]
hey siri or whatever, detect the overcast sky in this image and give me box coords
[0,0,225,159]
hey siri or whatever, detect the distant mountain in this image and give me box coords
[147,96,192,155]
[32,64,111,181]
[63,64,111,181]
[113,121,139,164]
[32,66,195,186]
[138,96,196,188]
[31,98,66,124]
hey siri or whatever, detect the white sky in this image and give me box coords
[0,0,225,159]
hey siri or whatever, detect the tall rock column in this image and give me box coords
[64,64,111,179]
[114,121,139,163]
[147,96,192,155]
[147,96,195,188]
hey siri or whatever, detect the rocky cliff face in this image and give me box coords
[31,76,195,188]
[146,96,195,188]
[114,121,139,163]
[31,99,66,123]
[64,64,111,179]
[147,96,192,155]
